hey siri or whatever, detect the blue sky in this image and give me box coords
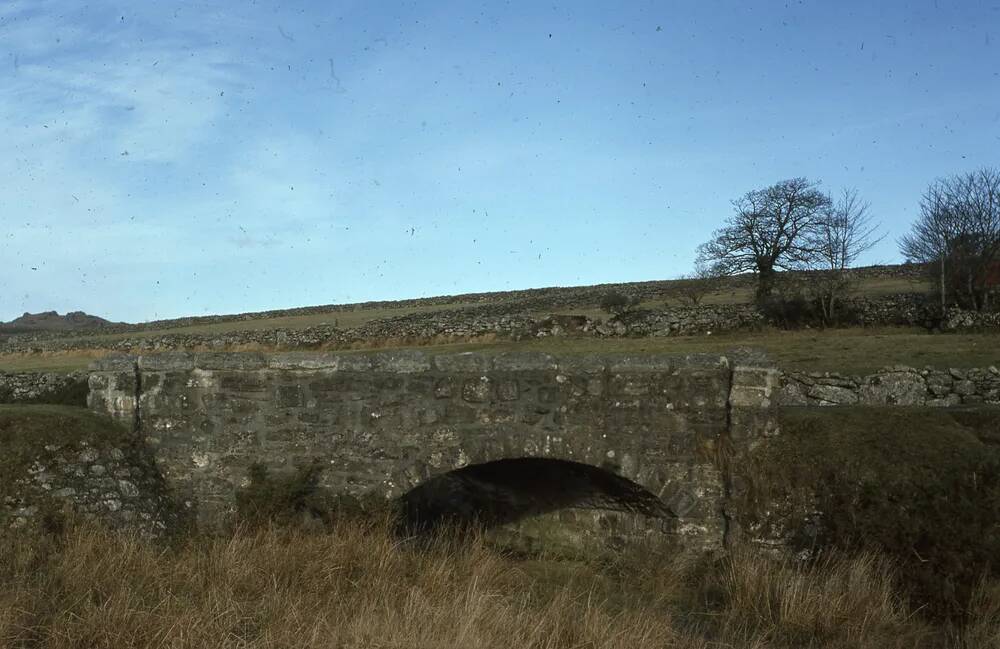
[1,0,997,323]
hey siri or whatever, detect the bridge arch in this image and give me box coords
[396,456,677,534]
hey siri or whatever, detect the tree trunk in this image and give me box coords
[756,266,776,303]
[940,254,946,313]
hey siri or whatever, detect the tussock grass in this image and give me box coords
[710,550,921,647]
[962,579,1000,648]
[2,518,991,648]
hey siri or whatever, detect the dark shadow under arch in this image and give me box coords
[396,457,676,535]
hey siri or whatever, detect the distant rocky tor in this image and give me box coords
[0,311,120,333]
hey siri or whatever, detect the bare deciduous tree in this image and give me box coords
[900,168,1000,311]
[811,188,884,323]
[696,178,831,301]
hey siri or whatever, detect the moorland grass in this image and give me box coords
[2,517,980,649]
[3,326,999,375]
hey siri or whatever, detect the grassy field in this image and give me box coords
[2,518,995,648]
[2,326,999,375]
[440,327,1000,375]
[2,273,931,342]
[38,301,484,343]
[0,272,970,376]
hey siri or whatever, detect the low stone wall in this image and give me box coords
[778,366,1000,407]
[0,371,88,404]
[0,310,537,355]
[599,305,766,337]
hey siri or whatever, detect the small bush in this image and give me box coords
[757,291,863,328]
[235,461,389,528]
[758,293,818,328]
[599,291,640,315]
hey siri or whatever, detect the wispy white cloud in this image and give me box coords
[0,2,257,319]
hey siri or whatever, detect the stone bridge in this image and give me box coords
[87,351,777,547]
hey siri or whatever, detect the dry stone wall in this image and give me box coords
[87,351,778,547]
[0,371,88,404]
[778,366,1000,406]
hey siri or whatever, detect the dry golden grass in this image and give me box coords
[962,579,1000,648]
[0,349,112,373]
[710,550,923,647]
[3,518,992,649]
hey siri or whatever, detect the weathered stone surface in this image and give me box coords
[954,380,977,396]
[433,353,491,373]
[778,365,1000,407]
[195,352,267,370]
[927,394,962,407]
[861,371,927,405]
[493,352,558,371]
[776,381,809,406]
[807,384,859,405]
[730,367,779,408]
[138,352,196,371]
[90,354,136,372]
[556,356,606,374]
[461,377,493,403]
[85,351,768,548]
[267,352,349,369]
[371,351,433,373]
[814,376,857,389]
[606,355,675,373]
[1,439,174,535]
[73,346,1000,547]
[0,371,88,404]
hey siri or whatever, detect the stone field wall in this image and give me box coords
[0,371,88,404]
[778,365,1000,407]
